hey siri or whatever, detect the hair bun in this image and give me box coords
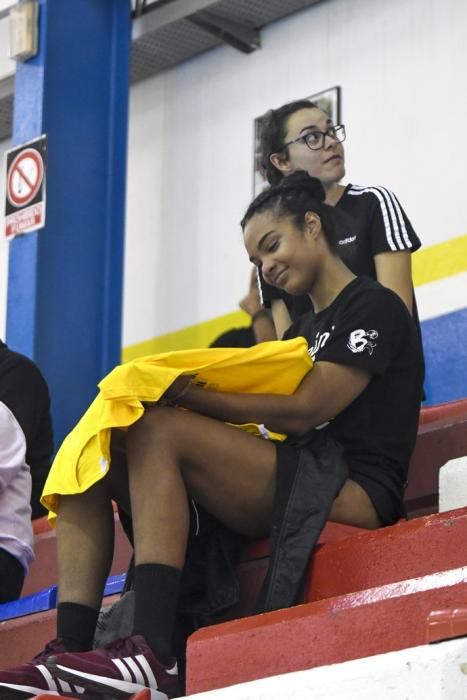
[279,170,326,203]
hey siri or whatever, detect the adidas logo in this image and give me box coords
[338,235,357,245]
[37,664,84,695]
[112,654,160,689]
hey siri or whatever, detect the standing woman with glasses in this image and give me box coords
[256,99,422,338]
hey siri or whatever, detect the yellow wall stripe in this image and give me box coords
[122,310,251,362]
[412,234,467,287]
[123,234,467,361]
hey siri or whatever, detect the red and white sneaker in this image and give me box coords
[0,639,84,700]
[46,635,179,700]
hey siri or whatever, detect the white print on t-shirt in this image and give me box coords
[338,235,357,245]
[347,329,379,355]
[308,329,332,360]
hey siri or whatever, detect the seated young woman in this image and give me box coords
[0,172,424,700]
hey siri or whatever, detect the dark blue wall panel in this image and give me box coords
[422,308,467,405]
[7,0,131,448]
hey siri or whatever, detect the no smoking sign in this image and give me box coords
[4,135,47,237]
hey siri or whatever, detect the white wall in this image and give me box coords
[123,0,467,347]
[2,0,466,361]
[0,13,15,80]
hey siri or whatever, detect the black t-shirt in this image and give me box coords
[0,342,53,519]
[283,277,424,522]
[210,326,255,349]
[266,184,422,321]
[334,183,421,275]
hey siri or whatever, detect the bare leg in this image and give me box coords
[56,477,115,608]
[330,479,382,529]
[125,406,278,567]
[124,406,383,567]
[51,409,379,663]
[64,409,380,609]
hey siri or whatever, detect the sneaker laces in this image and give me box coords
[32,638,65,662]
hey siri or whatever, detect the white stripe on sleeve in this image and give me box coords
[347,185,412,251]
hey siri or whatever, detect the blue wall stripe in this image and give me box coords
[421,307,467,404]
[7,0,131,448]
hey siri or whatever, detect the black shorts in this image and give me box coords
[275,436,404,527]
[346,467,406,526]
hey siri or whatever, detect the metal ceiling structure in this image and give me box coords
[0,0,321,141]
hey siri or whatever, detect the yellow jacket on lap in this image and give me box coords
[42,338,312,523]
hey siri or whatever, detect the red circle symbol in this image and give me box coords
[7,148,44,208]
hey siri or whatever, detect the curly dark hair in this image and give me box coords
[256,99,319,186]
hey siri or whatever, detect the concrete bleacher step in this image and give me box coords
[0,594,121,668]
[305,507,467,601]
[186,506,467,694]
[186,566,467,694]
[232,521,367,618]
[185,637,467,700]
[0,510,132,668]
[405,404,467,517]
[418,397,467,426]
[2,399,465,691]
[233,507,467,617]
[0,573,126,623]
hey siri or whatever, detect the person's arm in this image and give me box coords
[270,299,292,339]
[165,360,370,436]
[0,358,52,447]
[374,250,414,314]
[250,310,277,343]
[0,358,53,508]
[239,281,276,343]
[255,268,291,339]
[0,402,28,493]
[164,284,403,435]
[359,186,420,315]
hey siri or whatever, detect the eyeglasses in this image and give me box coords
[281,124,346,152]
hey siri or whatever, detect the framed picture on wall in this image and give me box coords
[253,85,341,196]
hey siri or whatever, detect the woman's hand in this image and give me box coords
[239,268,277,342]
[159,375,192,406]
[239,268,263,317]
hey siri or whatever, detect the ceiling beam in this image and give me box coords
[188,11,260,54]
[0,0,16,21]
[132,0,216,39]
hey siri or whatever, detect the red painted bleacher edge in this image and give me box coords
[187,574,467,693]
[419,397,467,425]
[187,505,467,694]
